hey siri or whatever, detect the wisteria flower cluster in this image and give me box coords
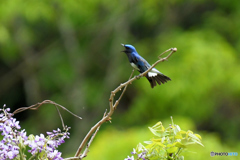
[0,105,70,160]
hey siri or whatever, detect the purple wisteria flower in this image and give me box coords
[131,148,137,155]
[0,107,23,159]
[125,148,148,160]
[25,127,70,160]
[124,155,135,160]
[0,105,70,160]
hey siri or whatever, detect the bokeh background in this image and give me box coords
[0,0,240,159]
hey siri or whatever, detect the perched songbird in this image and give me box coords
[121,44,171,88]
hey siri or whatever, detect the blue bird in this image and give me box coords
[121,44,171,88]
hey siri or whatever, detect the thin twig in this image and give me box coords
[55,104,65,129]
[64,157,80,160]
[74,48,177,158]
[13,100,82,120]
[158,47,176,59]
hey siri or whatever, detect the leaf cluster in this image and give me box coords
[134,117,203,160]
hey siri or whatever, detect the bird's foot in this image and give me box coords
[136,75,141,79]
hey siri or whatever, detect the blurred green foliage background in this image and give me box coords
[0,0,240,159]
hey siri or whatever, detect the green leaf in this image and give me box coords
[156,142,166,148]
[173,125,181,135]
[178,155,184,160]
[175,142,187,148]
[136,143,147,152]
[146,141,155,149]
[148,121,165,137]
[167,143,175,147]
[144,140,153,144]
[175,134,183,139]
[167,147,178,153]
[149,127,164,137]
[151,138,162,142]
[191,138,204,147]
[195,134,202,139]
[179,130,186,135]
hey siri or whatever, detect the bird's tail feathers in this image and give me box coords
[146,73,171,88]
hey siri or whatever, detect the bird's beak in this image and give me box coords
[121,43,126,52]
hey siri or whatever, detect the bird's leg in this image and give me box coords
[131,69,141,80]
[136,72,146,79]
[136,75,141,79]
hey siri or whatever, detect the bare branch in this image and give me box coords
[13,100,82,120]
[80,122,101,158]
[74,109,110,157]
[79,110,107,159]
[64,121,103,160]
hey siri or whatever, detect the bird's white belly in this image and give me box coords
[130,63,140,71]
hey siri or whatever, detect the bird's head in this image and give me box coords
[121,44,137,53]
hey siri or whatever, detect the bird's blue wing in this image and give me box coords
[131,53,151,73]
